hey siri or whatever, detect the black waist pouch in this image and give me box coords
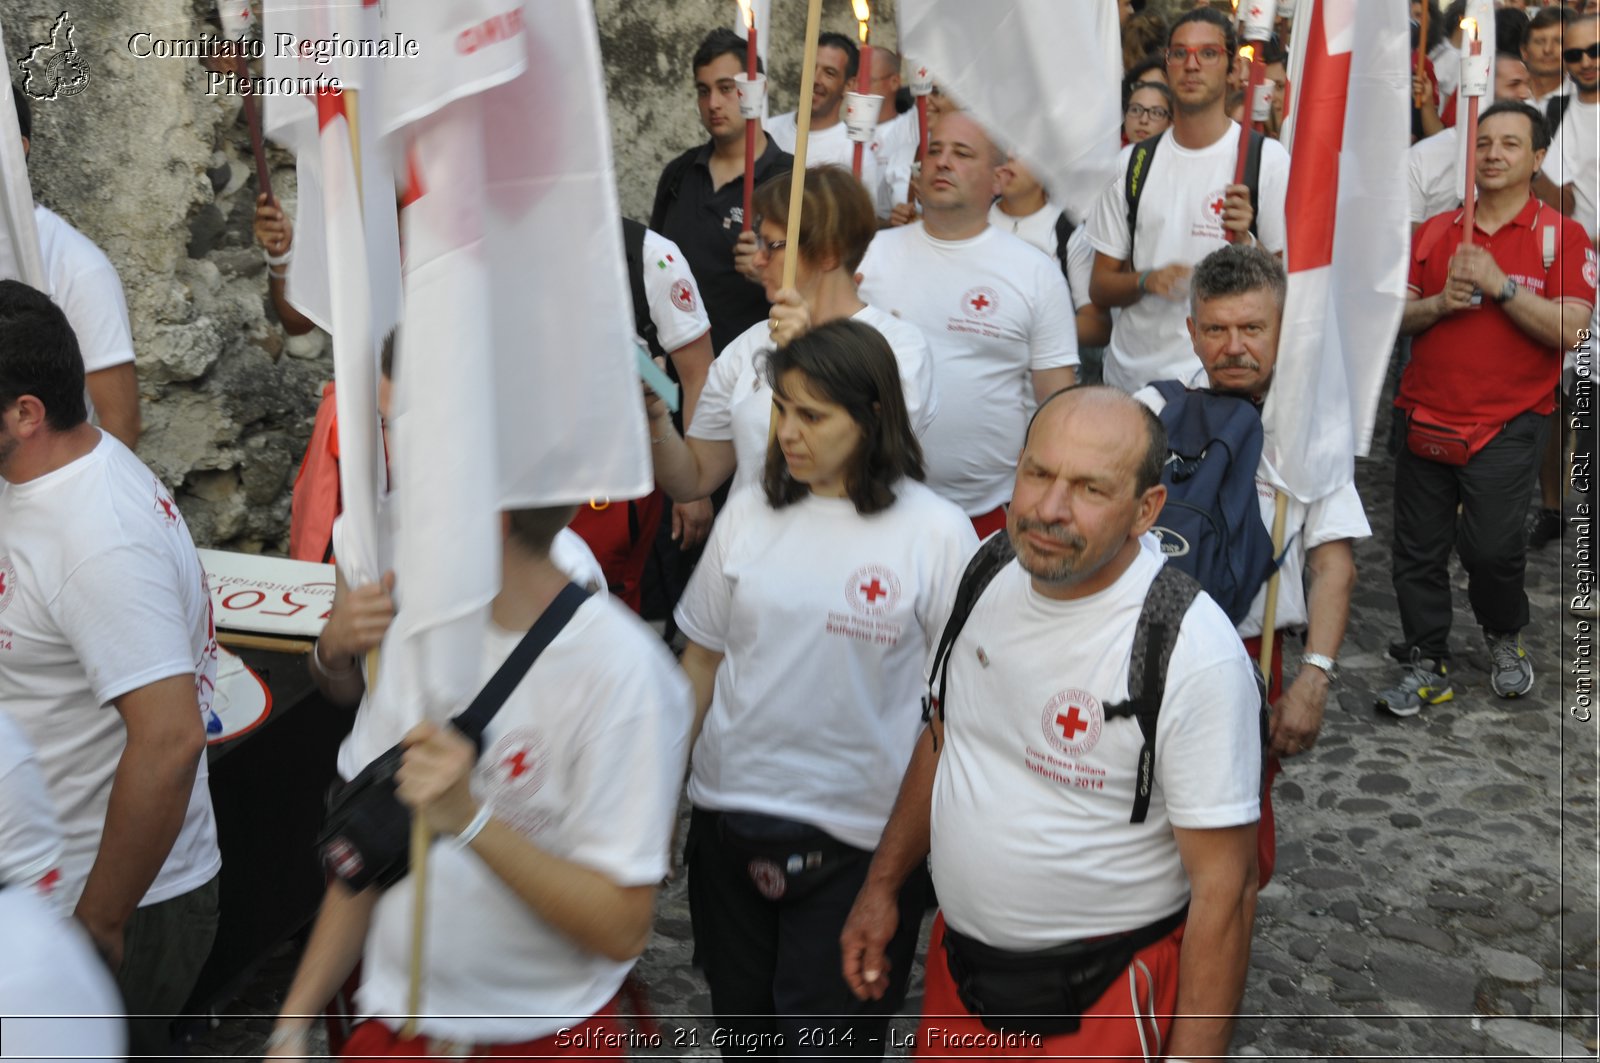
[715,811,861,905]
[941,904,1187,1036]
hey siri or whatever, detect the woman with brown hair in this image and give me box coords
[669,320,975,1056]
[649,165,937,504]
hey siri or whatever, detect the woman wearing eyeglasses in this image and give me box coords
[671,319,976,1056]
[649,166,937,503]
[1123,81,1174,144]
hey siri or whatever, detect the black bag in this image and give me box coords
[714,811,859,904]
[941,905,1188,1037]
[316,583,591,892]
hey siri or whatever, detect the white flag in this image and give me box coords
[377,0,651,713]
[0,16,43,290]
[1262,0,1409,504]
[897,0,1120,225]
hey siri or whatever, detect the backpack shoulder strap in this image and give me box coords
[620,218,664,360]
[925,532,1016,741]
[649,149,696,232]
[1102,564,1202,824]
[1244,129,1265,241]
[1150,378,1188,406]
[1053,210,1075,282]
[1546,93,1573,136]
[1124,134,1162,267]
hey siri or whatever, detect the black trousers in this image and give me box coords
[686,808,928,1061]
[1391,409,1548,658]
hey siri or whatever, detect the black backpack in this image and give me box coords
[927,533,1225,824]
[1125,128,1264,265]
[1148,379,1279,626]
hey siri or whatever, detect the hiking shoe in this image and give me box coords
[1375,650,1453,717]
[1526,507,1562,549]
[1486,632,1535,698]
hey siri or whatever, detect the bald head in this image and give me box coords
[932,110,1006,168]
[1025,386,1167,494]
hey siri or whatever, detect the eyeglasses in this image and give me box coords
[1165,45,1228,66]
[1564,42,1600,63]
[756,233,787,254]
[1125,103,1171,121]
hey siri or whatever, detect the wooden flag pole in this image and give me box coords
[782,0,826,292]
[1257,491,1290,686]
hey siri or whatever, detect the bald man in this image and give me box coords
[858,112,1079,537]
[840,386,1261,1060]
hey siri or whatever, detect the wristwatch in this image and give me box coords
[1300,652,1339,682]
[1494,277,1518,304]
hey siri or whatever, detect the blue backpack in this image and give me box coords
[1148,380,1278,625]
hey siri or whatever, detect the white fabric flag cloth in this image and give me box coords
[377,0,651,714]
[1263,0,1409,505]
[0,17,44,289]
[897,0,1120,225]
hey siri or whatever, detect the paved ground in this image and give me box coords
[186,420,1599,1060]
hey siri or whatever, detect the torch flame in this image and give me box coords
[1461,16,1477,39]
[1240,44,1255,62]
[736,0,753,30]
[853,0,871,43]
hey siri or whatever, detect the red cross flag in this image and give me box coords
[374,0,650,712]
[896,0,1120,225]
[262,0,402,591]
[1260,0,1409,504]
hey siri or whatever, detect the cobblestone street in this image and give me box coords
[187,429,1599,1060]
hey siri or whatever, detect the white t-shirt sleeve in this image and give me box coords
[1028,263,1081,371]
[45,220,135,375]
[1065,226,1098,313]
[673,492,747,651]
[688,343,743,442]
[50,546,200,706]
[639,229,712,353]
[1154,616,1262,830]
[1302,479,1372,552]
[1084,149,1135,263]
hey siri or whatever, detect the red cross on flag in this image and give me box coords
[897,0,1120,226]
[1260,0,1409,504]
[373,0,651,714]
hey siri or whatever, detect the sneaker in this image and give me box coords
[1526,507,1562,550]
[1375,650,1454,717]
[1486,632,1535,698]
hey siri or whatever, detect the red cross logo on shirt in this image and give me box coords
[961,286,999,318]
[971,293,990,311]
[1210,196,1226,217]
[1055,707,1089,741]
[917,66,928,78]
[503,750,532,779]
[860,578,888,603]
[158,496,178,521]
[845,564,901,617]
[0,557,12,613]
[489,730,547,797]
[1249,4,1265,18]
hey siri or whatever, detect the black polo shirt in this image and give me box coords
[650,135,793,357]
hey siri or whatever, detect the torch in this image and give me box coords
[848,0,875,180]
[1459,16,1488,248]
[216,0,273,203]
[1417,0,1430,82]
[1232,1,1273,243]
[734,0,764,232]
[908,60,933,204]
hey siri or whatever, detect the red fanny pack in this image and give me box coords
[1405,406,1502,466]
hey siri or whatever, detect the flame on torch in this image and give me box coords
[1240,44,1255,62]
[736,0,753,31]
[853,0,871,44]
[1461,16,1477,40]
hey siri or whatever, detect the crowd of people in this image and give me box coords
[0,0,1594,1060]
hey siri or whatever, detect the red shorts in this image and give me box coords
[969,504,1008,540]
[341,1007,625,1060]
[1242,634,1284,888]
[917,912,1184,1061]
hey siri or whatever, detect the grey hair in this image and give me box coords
[1190,244,1287,316]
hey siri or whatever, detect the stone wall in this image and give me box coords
[0,0,908,552]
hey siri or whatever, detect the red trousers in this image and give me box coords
[341,1007,624,1060]
[969,504,1008,540]
[916,912,1184,1061]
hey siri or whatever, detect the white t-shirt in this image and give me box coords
[1543,96,1598,239]
[766,111,884,196]
[36,206,137,424]
[639,227,713,353]
[0,433,220,911]
[988,200,1064,261]
[1429,41,1461,107]
[929,548,1261,949]
[333,522,607,781]
[858,224,1080,514]
[1134,382,1372,638]
[359,596,691,1043]
[1533,76,1572,110]
[871,111,921,219]
[0,711,65,903]
[688,305,939,496]
[1065,224,1108,317]
[1085,126,1290,393]
[1408,126,1461,224]
[0,886,127,1061]
[676,482,977,850]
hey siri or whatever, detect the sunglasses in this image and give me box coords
[1565,43,1600,63]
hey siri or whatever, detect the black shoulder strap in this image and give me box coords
[1053,210,1075,283]
[1124,133,1162,267]
[1546,93,1573,134]
[621,217,664,361]
[649,150,696,232]
[924,533,1016,738]
[1102,565,1202,824]
[450,583,592,746]
[1244,128,1265,241]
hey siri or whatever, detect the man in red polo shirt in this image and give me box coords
[1381,100,1595,716]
